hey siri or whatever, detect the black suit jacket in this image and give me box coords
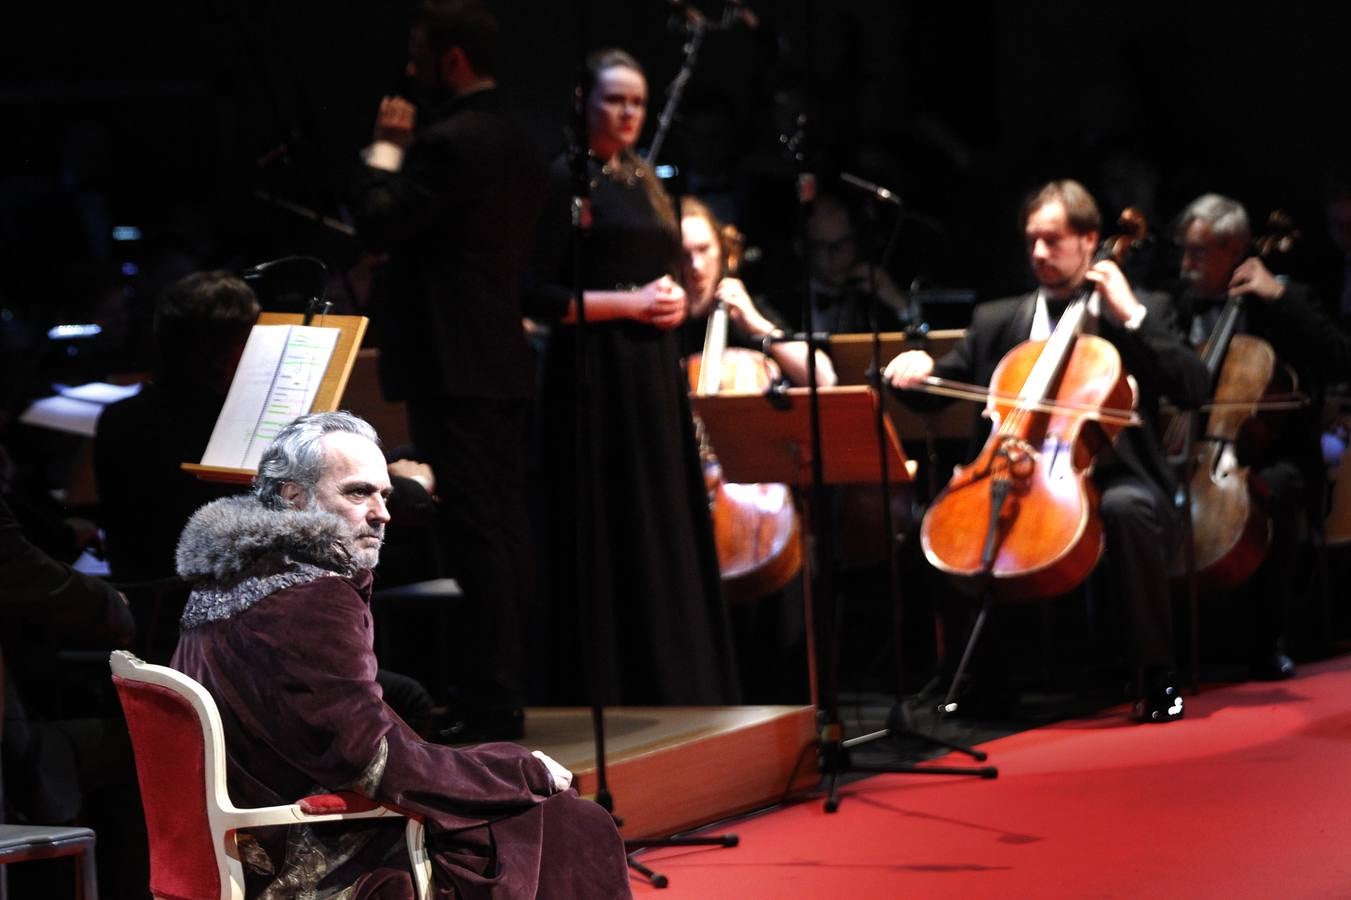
[355,89,546,402]
[909,289,1208,496]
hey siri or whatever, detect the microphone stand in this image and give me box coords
[645,0,752,167]
[565,14,738,887]
[796,3,994,808]
[555,9,628,861]
[829,175,992,794]
[565,61,612,832]
[644,4,705,167]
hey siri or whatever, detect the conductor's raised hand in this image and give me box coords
[883,349,935,389]
[374,96,417,148]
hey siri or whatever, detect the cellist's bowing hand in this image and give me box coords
[718,277,774,338]
[1230,257,1286,302]
[634,275,688,330]
[884,350,935,389]
[1085,259,1146,327]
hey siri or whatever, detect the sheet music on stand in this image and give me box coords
[183,312,367,484]
[199,324,339,471]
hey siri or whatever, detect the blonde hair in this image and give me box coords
[680,196,727,273]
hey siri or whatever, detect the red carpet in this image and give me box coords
[633,654,1351,898]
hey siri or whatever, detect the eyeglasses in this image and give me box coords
[808,235,856,255]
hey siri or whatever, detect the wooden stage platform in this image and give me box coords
[523,705,820,839]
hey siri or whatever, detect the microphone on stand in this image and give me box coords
[840,171,903,207]
[241,256,331,323]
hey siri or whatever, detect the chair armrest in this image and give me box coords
[219,800,404,831]
[217,798,431,899]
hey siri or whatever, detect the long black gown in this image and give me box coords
[526,157,740,706]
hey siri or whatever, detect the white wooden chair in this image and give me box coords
[109,650,432,900]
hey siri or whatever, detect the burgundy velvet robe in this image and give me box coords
[173,568,630,899]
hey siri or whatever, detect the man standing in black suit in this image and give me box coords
[885,179,1208,723]
[355,0,544,738]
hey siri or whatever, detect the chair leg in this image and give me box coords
[77,836,99,900]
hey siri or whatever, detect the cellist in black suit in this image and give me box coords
[885,180,1207,723]
[1170,193,1351,679]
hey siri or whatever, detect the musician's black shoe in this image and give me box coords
[1133,682,1184,724]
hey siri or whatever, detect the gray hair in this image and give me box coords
[253,411,380,508]
[1175,193,1251,245]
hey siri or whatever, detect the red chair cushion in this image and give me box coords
[297,792,381,815]
[113,675,223,900]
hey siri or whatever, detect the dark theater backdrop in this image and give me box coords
[2,0,1348,361]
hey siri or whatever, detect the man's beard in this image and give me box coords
[1035,264,1077,293]
[349,525,385,570]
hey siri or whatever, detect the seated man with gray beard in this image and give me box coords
[171,411,630,900]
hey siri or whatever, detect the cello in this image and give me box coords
[1164,305,1280,591]
[686,224,803,603]
[918,210,1146,601]
[1167,212,1301,589]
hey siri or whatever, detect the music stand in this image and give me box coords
[693,386,997,808]
[827,330,964,387]
[181,310,368,485]
[829,331,972,496]
[692,386,903,485]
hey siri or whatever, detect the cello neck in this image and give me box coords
[1015,295,1090,409]
[1199,294,1245,383]
[695,222,747,396]
[697,302,730,395]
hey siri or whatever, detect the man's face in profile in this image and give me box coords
[1179,219,1244,298]
[310,432,393,570]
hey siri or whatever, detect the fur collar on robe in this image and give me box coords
[175,494,365,629]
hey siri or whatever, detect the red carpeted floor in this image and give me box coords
[632,654,1351,898]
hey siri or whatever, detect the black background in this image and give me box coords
[2,0,1348,335]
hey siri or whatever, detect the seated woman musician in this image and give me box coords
[679,195,837,388]
[677,196,830,704]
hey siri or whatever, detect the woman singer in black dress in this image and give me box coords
[526,49,740,706]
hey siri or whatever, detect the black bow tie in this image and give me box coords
[1046,295,1086,324]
